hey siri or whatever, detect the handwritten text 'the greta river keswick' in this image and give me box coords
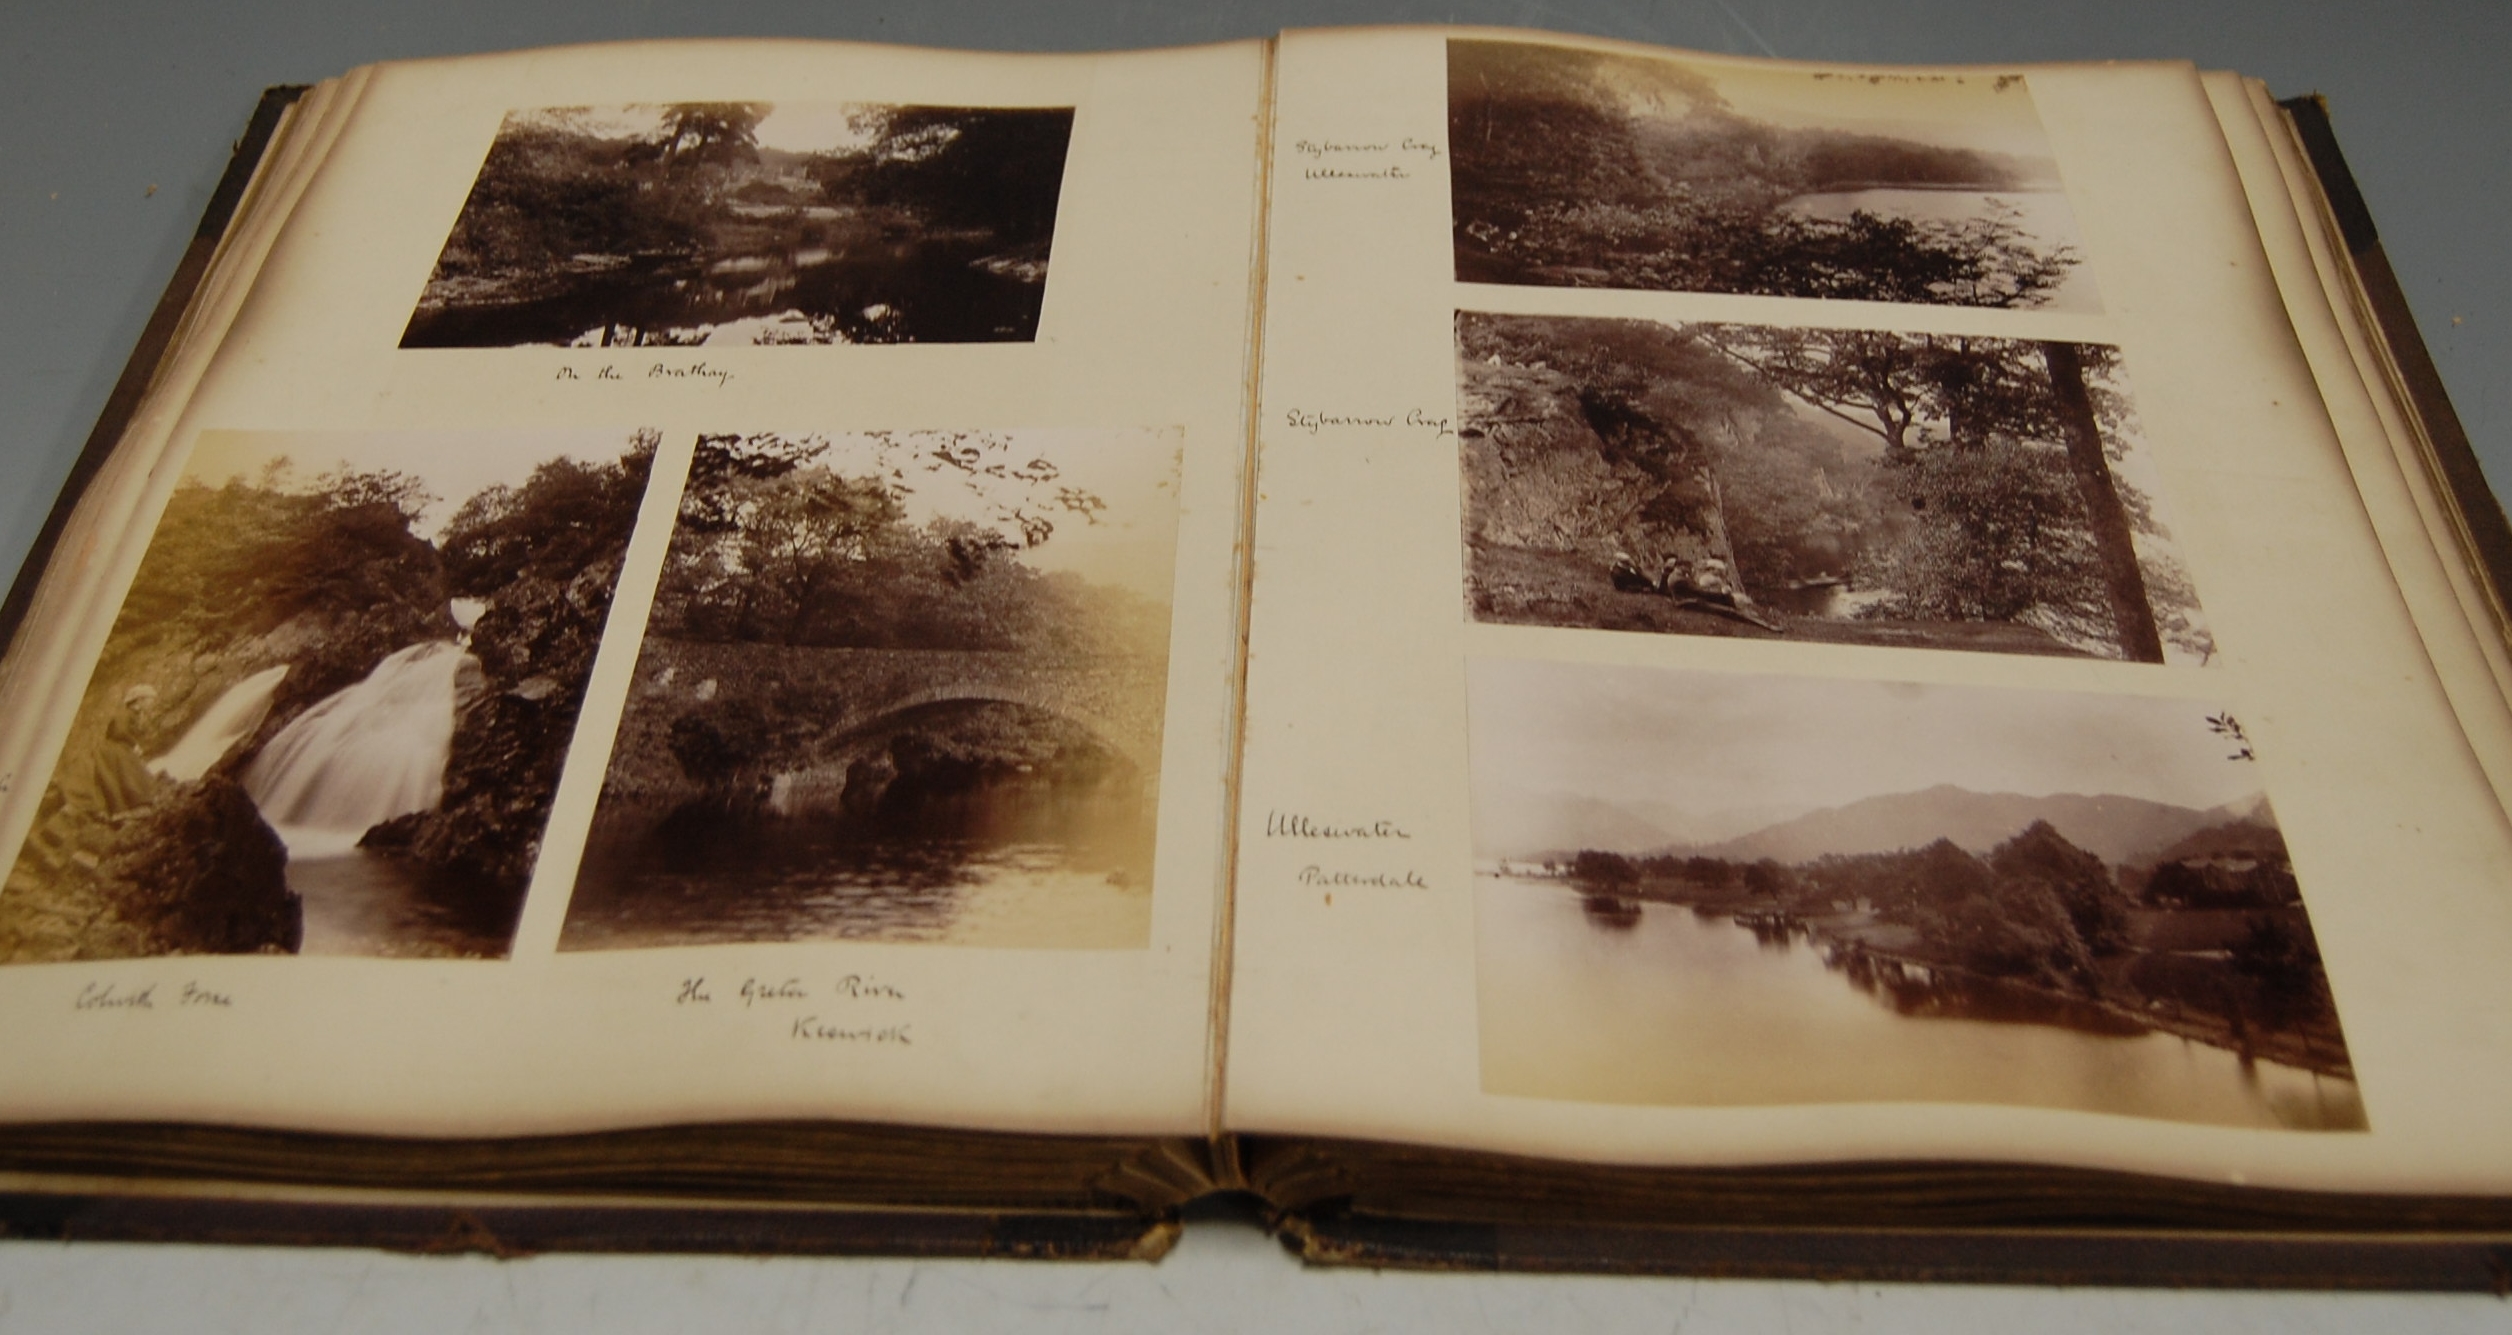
[674,973,912,1045]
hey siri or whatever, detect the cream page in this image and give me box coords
[0,38,1268,1138]
[1224,27,2512,1193]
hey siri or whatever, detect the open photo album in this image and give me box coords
[2,26,2509,1283]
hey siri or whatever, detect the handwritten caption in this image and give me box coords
[1291,137,1442,182]
[1263,808,1427,895]
[72,980,232,1012]
[555,361,736,388]
[1281,408,1454,440]
[675,974,912,1046]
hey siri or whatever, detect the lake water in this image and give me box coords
[1477,874,2363,1130]
[560,783,1154,952]
[1781,187,2102,313]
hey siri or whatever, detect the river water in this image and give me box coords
[1477,874,2363,1130]
[560,783,1154,952]
[400,236,1046,348]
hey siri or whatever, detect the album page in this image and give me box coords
[1221,26,2512,1193]
[0,37,1270,1139]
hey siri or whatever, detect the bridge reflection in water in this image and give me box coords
[562,672,1159,951]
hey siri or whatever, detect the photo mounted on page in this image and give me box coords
[1468,659,2362,1130]
[0,429,659,963]
[559,428,1181,953]
[1455,312,2210,663]
[1448,40,2098,311]
[401,102,1075,348]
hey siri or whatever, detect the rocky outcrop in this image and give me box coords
[0,777,296,962]
[384,556,626,893]
[1458,348,1729,573]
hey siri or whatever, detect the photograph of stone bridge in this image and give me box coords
[560,427,1182,952]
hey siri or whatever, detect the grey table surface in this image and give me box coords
[3,1,2510,1329]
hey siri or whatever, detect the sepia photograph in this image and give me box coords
[1469,659,2360,1130]
[402,101,1075,347]
[1449,39,2097,310]
[1458,312,2210,662]
[558,428,1179,953]
[0,427,658,963]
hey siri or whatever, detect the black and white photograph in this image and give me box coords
[401,101,1075,347]
[0,427,658,962]
[559,428,1179,952]
[1471,658,2360,1130]
[1458,312,2210,662]
[1449,39,2097,310]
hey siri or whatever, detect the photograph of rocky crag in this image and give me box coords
[559,428,1179,952]
[0,428,656,962]
[1471,658,2360,1131]
[402,101,1074,347]
[1458,311,2210,662]
[1449,39,2097,310]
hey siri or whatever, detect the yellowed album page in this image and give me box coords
[1223,26,2512,1194]
[2210,74,2512,809]
[0,37,1268,1139]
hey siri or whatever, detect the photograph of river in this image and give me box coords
[1457,312,2211,662]
[401,101,1074,348]
[1468,658,2363,1130]
[557,428,1180,952]
[0,427,658,963]
[1449,39,2098,310]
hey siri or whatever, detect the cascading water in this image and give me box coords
[243,640,473,858]
[148,664,290,782]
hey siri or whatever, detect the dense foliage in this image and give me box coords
[1458,313,2210,660]
[655,432,1164,657]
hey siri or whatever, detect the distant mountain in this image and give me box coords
[1682,785,2259,867]
[1473,792,1672,860]
[2138,812,2289,868]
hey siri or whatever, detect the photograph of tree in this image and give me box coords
[1449,39,2097,310]
[0,428,658,963]
[559,428,1179,952]
[1471,658,2360,1130]
[1458,312,2209,662]
[402,101,1074,347]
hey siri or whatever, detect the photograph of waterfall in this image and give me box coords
[401,101,1075,348]
[1448,39,2097,310]
[558,427,1178,952]
[1470,658,2360,1130]
[0,426,658,963]
[1457,311,2211,662]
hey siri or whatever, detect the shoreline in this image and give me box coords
[1514,874,2356,1083]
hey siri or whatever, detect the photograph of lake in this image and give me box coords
[0,427,658,963]
[401,101,1074,348]
[1457,312,2210,663]
[557,428,1179,953]
[1468,658,2363,1130]
[1449,39,2099,311]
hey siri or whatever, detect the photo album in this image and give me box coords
[2,26,2509,1283]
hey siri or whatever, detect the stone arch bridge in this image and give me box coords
[634,643,1168,776]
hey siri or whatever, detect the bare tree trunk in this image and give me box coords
[2040,340,2164,663]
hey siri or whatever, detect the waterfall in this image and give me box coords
[243,641,473,858]
[149,664,289,781]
